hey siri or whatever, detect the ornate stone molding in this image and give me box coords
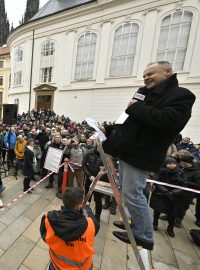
[34,84,57,92]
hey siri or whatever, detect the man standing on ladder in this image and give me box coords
[102,61,196,250]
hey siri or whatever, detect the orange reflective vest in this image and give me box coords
[45,214,95,270]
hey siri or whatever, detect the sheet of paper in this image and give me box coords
[85,117,107,142]
[115,111,129,124]
[44,147,64,172]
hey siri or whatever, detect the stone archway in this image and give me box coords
[34,84,57,111]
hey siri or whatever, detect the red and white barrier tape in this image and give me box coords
[0,162,66,213]
[1,160,200,213]
[147,179,200,194]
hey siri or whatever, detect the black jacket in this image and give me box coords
[40,206,99,243]
[103,74,196,172]
[23,147,34,177]
[183,165,200,190]
[82,148,103,178]
[150,167,188,215]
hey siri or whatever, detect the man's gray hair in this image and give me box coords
[147,61,173,70]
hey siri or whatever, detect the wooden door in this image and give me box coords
[37,95,52,111]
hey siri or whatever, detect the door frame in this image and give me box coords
[34,84,57,111]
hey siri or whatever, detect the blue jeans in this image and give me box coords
[119,160,153,242]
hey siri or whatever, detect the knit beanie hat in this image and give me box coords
[179,155,194,164]
[163,157,178,166]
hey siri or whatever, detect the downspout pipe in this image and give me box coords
[28,29,35,113]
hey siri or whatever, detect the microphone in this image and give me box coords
[132,92,145,101]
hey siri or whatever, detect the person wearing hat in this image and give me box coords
[150,157,186,237]
[180,156,200,227]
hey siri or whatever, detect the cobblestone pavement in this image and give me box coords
[0,173,200,270]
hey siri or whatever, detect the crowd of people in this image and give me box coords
[0,109,116,219]
[0,108,199,234]
[1,61,200,269]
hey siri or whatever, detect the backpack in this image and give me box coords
[190,229,200,246]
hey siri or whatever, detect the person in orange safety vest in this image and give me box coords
[40,187,100,270]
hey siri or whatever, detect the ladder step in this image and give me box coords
[94,181,113,196]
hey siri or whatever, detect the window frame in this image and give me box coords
[154,9,194,72]
[40,40,55,83]
[0,75,3,86]
[0,61,3,68]
[13,47,24,86]
[74,31,98,81]
[109,22,140,78]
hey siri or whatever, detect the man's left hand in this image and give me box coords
[127,99,138,108]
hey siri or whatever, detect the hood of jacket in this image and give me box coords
[47,208,88,242]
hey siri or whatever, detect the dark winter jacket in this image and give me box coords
[23,147,34,177]
[150,164,187,215]
[40,206,99,243]
[183,165,200,190]
[82,148,103,178]
[103,74,196,172]
[176,142,197,153]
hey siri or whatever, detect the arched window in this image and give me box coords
[75,32,97,80]
[13,48,23,86]
[110,22,139,77]
[40,41,55,83]
[156,10,193,71]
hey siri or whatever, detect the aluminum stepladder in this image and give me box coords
[82,135,154,270]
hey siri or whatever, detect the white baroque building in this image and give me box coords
[7,0,200,142]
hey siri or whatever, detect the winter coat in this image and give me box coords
[4,132,17,150]
[14,140,27,159]
[103,74,196,172]
[23,147,34,177]
[176,142,197,153]
[82,148,103,178]
[183,165,200,190]
[67,145,85,170]
[150,166,188,215]
[40,206,99,243]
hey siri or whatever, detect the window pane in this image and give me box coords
[172,11,182,24]
[168,25,179,49]
[110,22,138,77]
[123,23,131,35]
[157,52,165,60]
[156,10,192,71]
[40,41,55,82]
[75,32,97,80]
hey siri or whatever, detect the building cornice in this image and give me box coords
[7,0,182,46]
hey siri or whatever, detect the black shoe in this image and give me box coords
[113,221,129,230]
[113,231,130,244]
[45,183,53,189]
[24,190,32,194]
[112,231,154,250]
[167,226,175,238]
[195,220,200,227]
[175,218,182,228]
[56,192,62,199]
[160,214,168,221]
[102,203,110,210]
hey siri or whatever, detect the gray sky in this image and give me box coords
[5,0,49,27]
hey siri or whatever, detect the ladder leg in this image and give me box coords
[95,136,153,270]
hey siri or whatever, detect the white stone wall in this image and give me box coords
[7,0,200,142]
